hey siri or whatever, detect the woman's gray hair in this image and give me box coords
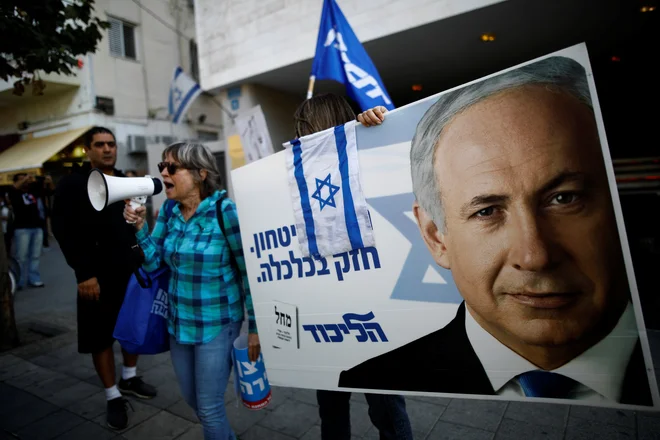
[162,142,223,199]
[410,56,593,230]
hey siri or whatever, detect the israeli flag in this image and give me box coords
[311,0,394,111]
[168,67,202,124]
[284,121,375,259]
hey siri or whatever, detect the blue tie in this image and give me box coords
[517,370,577,398]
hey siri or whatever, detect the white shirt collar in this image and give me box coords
[465,302,638,402]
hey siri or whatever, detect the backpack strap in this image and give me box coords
[162,198,176,219]
[215,192,242,289]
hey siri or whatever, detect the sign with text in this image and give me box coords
[272,301,299,350]
[235,105,275,163]
[231,44,659,410]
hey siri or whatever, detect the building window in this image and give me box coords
[108,17,137,60]
[197,130,219,141]
[190,40,199,83]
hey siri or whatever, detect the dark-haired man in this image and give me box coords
[52,127,157,430]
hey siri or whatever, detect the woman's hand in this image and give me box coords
[357,106,388,126]
[123,201,146,230]
[248,333,261,362]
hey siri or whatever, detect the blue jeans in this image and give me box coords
[13,228,43,288]
[317,390,414,439]
[170,322,241,440]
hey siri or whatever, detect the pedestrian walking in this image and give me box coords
[124,141,260,440]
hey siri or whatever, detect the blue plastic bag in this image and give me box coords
[113,266,171,354]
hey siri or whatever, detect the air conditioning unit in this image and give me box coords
[127,135,146,154]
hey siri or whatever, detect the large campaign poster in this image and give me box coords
[231,43,660,410]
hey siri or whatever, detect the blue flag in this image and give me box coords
[311,0,394,111]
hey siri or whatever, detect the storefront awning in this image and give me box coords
[0,126,91,185]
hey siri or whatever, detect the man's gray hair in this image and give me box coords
[410,56,593,229]
[162,142,223,199]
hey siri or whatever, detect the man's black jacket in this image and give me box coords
[52,163,139,284]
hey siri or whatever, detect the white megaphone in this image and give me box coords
[87,168,163,222]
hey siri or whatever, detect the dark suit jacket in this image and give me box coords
[338,302,653,406]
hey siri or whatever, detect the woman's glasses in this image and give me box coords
[157,161,185,175]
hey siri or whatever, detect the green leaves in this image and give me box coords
[0,0,110,94]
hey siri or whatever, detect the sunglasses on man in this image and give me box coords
[157,162,187,175]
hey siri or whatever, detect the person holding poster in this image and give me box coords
[338,56,653,406]
[124,142,260,439]
[294,94,414,439]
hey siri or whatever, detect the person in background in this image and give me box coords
[52,127,158,431]
[124,142,260,440]
[30,175,55,250]
[1,192,13,255]
[8,173,44,290]
[124,169,137,177]
[293,93,414,440]
[42,175,55,249]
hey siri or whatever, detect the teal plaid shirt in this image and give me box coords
[136,190,257,345]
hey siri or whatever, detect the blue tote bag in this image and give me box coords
[113,266,171,354]
[113,200,177,354]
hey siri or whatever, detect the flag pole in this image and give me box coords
[306,75,316,99]
[209,95,236,124]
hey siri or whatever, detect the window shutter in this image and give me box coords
[108,19,123,56]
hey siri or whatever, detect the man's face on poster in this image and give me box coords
[416,85,630,359]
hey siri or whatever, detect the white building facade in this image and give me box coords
[191,0,647,163]
[0,0,224,183]
[193,0,506,151]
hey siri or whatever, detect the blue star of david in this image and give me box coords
[173,87,182,104]
[311,174,340,211]
[368,193,462,304]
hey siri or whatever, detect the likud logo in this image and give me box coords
[303,312,387,343]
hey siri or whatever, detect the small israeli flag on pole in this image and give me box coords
[284,121,375,259]
[307,0,394,111]
[168,67,202,124]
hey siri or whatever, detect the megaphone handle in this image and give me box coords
[127,196,147,224]
[129,196,146,210]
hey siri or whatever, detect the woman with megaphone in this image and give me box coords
[124,142,260,440]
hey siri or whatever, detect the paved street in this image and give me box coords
[1,242,660,439]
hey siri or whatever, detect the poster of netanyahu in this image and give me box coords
[230,43,659,410]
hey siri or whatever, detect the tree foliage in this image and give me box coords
[0,0,109,95]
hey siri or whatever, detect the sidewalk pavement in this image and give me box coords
[1,242,660,440]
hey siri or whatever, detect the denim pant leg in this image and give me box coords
[195,322,241,440]
[27,228,43,284]
[13,229,40,288]
[170,336,198,412]
[317,390,352,440]
[364,394,414,440]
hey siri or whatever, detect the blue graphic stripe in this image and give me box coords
[292,139,319,257]
[173,83,201,123]
[335,125,363,249]
[169,67,183,115]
